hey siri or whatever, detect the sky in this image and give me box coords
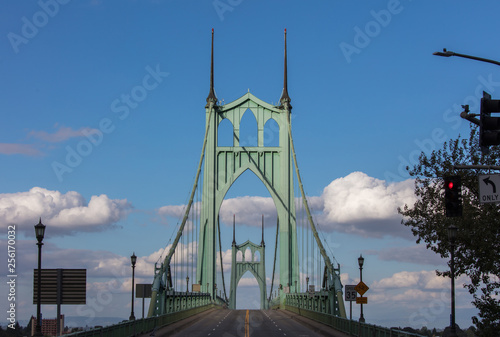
[1,0,500,331]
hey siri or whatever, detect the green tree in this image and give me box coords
[399,126,500,336]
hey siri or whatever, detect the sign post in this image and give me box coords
[355,281,369,322]
[136,284,152,319]
[33,269,86,336]
[345,285,357,335]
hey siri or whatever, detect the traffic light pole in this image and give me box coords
[433,49,500,67]
[433,48,500,154]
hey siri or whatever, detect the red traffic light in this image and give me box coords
[444,175,462,217]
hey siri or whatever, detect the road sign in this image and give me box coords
[136,284,152,298]
[355,281,369,296]
[356,297,368,304]
[33,269,86,304]
[345,285,357,302]
[479,174,500,203]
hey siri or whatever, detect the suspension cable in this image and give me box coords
[285,108,346,318]
[268,217,279,302]
[148,103,215,317]
[217,215,228,301]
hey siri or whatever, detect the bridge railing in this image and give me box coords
[285,294,425,337]
[65,294,224,337]
[268,297,280,309]
[163,291,214,313]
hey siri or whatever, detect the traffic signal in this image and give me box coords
[444,175,462,217]
[480,91,500,153]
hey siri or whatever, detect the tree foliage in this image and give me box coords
[399,126,500,336]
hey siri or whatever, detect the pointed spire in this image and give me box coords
[279,29,291,109]
[232,214,236,245]
[206,28,217,108]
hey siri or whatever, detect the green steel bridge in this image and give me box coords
[67,30,424,337]
[147,28,344,319]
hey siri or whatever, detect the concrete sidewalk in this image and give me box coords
[137,307,220,337]
[280,309,352,337]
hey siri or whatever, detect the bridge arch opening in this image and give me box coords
[236,250,243,262]
[219,169,278,310]
[218,118,233,147]
[221,169,277,237]
[264,118,279,147]
[239,109,258,146]
[236,271,262,310]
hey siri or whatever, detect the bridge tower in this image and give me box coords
[197,29,299,304]
[229,217,267,309]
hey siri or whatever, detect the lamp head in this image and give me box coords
[130,252,137,267]
[433,48,454,57]
[34,218,46,243]
[358,254,365,268]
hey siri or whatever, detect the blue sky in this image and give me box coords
[2,0,500,330]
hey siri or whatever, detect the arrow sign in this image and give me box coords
[483,177,497,193]
[479,174,500,204]
[355,281,369,296]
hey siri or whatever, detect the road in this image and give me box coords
[167,309,327,337]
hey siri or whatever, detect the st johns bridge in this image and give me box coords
[66,30,423,337]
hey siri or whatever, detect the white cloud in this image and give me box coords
[157,204,188,219]
[322,172,415,222]
[220,196,277,227]
[156,172,417,239]
[319,172,416,238]
[0,187,132,235]
[372,270,467,291]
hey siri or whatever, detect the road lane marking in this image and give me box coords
[245,310,249,337]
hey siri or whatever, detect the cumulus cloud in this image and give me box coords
[0,187,132,235]
[372,270,467,290]
[220,196,277,227]
[319,172,416,238]
[156,172,417,239]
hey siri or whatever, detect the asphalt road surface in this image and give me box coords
[168,309,326,337]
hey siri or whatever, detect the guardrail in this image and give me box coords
[65,303,216,337]
[285,298,425,337]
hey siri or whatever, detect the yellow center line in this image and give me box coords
[245,310,249,337]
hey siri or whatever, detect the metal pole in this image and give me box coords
[434,49,500,67]
[35,241,43,336]
[349,301,352,336]
[130,264,135,320]
[450,240,457,337]
[359,264,365,323]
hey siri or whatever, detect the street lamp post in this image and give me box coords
[34,218,46,337]
[358,254,365,323]
[448,226,458,337]
[433,48,500,67]
[186,276,189,293]
[129,253,137,321]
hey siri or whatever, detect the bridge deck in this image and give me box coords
[142,308,350,337]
